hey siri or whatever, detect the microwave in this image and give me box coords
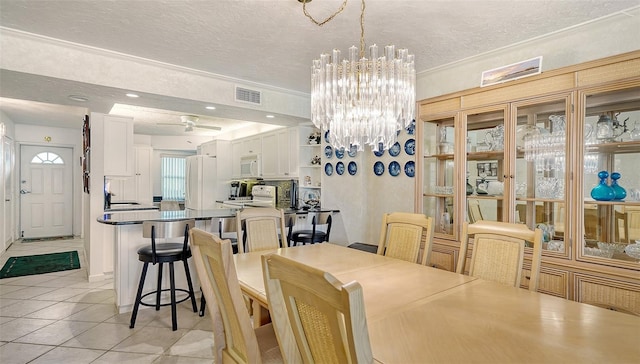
[240,154,260,177]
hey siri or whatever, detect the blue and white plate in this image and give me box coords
[336,161,345,175]
[324,130,330,143]
[335,148,345,159]
[389,161,401,177]
[404,139,415,155]
[405,119,415,135]
[373,142,385,157]
[389,142,401,157]
[325,163,333,176]
[348,144,357,157]
[348,161,357,175]
[404,161,415,177]
[373,161,385,176]
[324,146,333,159]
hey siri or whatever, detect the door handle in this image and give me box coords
[20,189,31,194]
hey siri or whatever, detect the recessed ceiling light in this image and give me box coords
[68,95,88,102]
[126,93,139,98]
[205,106,216,110]
[266,115,275,118]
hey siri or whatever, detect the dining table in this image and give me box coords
[233,243,640,363]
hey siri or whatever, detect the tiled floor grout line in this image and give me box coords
[0,238,215,364]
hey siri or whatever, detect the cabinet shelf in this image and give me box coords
[585,140,640,154]
[583,199,640,206]
[516,197,564,203]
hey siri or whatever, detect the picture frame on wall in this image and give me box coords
[481,56,542,87]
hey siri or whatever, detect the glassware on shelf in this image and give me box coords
[610,172,627,200]
[484,125,504,151]
[536,177,563,199]
[596,114,628,142]
[629,120,640,141]
[523,115,565,172]
[590,171,615,201]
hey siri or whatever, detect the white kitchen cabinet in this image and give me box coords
[108,145,152,204]
[231,136,261,178]
[261,132,278,178]
[261,128,299,179]
[198,139,224,156]
[103,115,134,176]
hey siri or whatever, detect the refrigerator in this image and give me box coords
[185,155,224,210]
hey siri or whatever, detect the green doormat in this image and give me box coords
[0,251,80,279]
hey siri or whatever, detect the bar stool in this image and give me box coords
[130,219,198,331]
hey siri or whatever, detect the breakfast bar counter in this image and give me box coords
[97,207,343,312]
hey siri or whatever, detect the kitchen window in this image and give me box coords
[161,155,186,200]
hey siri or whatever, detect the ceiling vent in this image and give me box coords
[235,86,261,105]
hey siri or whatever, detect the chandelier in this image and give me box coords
[301,0,416,151]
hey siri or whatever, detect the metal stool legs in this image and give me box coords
[129,259,198,331]
[129,262,149,329]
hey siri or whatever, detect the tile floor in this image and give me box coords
[0,238,216,363]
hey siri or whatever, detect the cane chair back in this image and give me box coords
[236,208,287,253]
[377,212,435,265]
[262,253,372,363]
[457,220,543,291]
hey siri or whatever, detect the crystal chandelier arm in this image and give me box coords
[301,0,366,58]
[301,0,349,27]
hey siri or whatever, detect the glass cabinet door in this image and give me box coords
[580,83,640,267]
[422,115,456,239]
[464,108,507,223]
[512,95,571,255]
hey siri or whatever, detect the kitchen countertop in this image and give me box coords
[97,208,340,225]
[104,204,159,212]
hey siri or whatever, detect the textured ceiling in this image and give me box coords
[0,0,638,135]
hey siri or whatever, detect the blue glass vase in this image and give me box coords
[591,171,615,201]
[610,172,627,200]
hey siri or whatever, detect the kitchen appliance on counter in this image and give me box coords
[230,181,241,199]
[221,185,276,209]
[185,155,227,210]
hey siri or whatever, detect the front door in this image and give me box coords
[20,145,73,239]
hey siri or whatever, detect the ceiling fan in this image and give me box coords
[158,115,222,132]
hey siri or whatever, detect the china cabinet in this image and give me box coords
[417,51,640,313]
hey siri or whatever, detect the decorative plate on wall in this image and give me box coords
[336,161,345,175]
[325,163,333,176]
[373,161,385,176]
[335,148,344,159]
[404,161,415,177]
[405,139,415,155]
[389,161,401,177]
[373,143,385,157]
[406,119,415,135]
[348,144,357,157]
[348,161,357,175]
[324,146,333,159]
[389,142,401,157]
[324,130,330,143]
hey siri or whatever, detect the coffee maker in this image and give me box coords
[229,181,240,199]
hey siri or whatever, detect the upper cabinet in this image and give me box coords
[103,115,134,176]
[418,52,640,311]
[229,128,299,179]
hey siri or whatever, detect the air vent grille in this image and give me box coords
[235,87,261,105]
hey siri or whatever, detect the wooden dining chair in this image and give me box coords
[457,220,543,291]
[235,208,288,254]
[377,212,435,265]
[189,228,283,364]
[262,253,373,363]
